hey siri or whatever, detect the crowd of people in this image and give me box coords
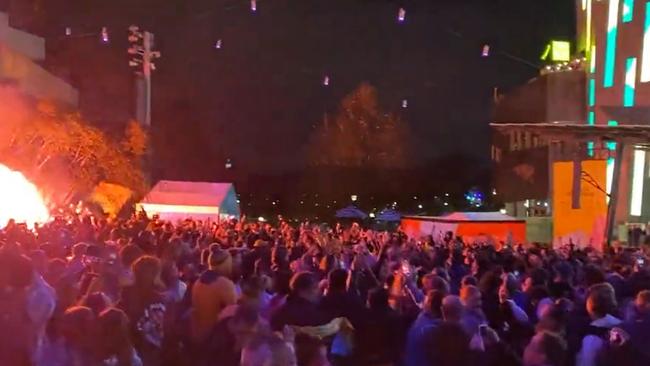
[1,211,650,366]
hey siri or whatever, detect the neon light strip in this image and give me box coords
[590,45,596,73]
[643,3,650,82]
[137,203,220,215]
[606,157,615,203]
[607,121,618,150]
[630,150,646,216]
[582,0,587,11]
[604,0,619,87]
[624,57,637,106]
[588,79,596,106]
[587,111,595,156]
[586,0,592,59]
[540,44,551,60]
[623,0,635,22]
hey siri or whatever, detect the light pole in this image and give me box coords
[128,25,161,127]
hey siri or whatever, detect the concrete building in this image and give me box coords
[0,11,78,105]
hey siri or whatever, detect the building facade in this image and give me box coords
[576,0,650,226]
[0,11,78,105]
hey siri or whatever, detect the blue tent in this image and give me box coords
[376,209,401,222]
[335,205,368,219]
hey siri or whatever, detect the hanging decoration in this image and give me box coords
[323,75,330,86]
[215,39,222,49]
[397,8,406,23]
[65,27,72,36]
[402,99,408,108]
[251,0,257,12]
[100,26,109,43]
[481,44,490,57]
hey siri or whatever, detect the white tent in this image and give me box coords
[136,180,240,221]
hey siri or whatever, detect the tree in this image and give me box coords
[0,91,147,204]
[309,82,412,168]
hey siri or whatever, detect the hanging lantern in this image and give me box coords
[402,99,408,108]
[100,26,109,43]
[398,8,406,23]
[481,44,490,57]
[323,75,330,86]
[215,39,222,49]
[251,0,257,12]
[65,27,72,36]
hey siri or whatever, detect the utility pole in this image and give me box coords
[128,26,160,183]
[128,26,161,127]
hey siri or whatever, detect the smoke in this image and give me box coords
[0,85,32,145]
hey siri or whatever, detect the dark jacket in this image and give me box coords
[319,290,365,328]
[270,295,331,331]
[355,307,405,365]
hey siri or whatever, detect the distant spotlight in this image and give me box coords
[323,75,330,86]
[100,26,109,43]
[481,44,490,57]
[397,8,406,23]
[65,27,72,36]
[418,204,423,209]
[402,99,408,108]
[499,208,507,214]
[492,189,497,195]
[215,39,222,49]
[351,195,358,202]
[444,202,449,206]
[369,213,376,218]
[251,0,257,12]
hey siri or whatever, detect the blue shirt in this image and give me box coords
[403,312,441,366]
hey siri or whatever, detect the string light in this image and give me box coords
[398,8,406,23]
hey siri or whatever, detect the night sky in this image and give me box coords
[11,0,574,178]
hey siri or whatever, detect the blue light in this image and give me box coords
[604,0,620,87]
[623,0,634,23]
[624,57,637,106]
[607,121,618,150]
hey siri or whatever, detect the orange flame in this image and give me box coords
[0,164,49,228]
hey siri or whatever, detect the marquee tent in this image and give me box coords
[136,180,240,221]
[401,212,526,244]
[335,205,368,219]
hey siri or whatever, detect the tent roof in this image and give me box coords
[140,180,234,207]
[403,212,524,223]
[335,205,368,219]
